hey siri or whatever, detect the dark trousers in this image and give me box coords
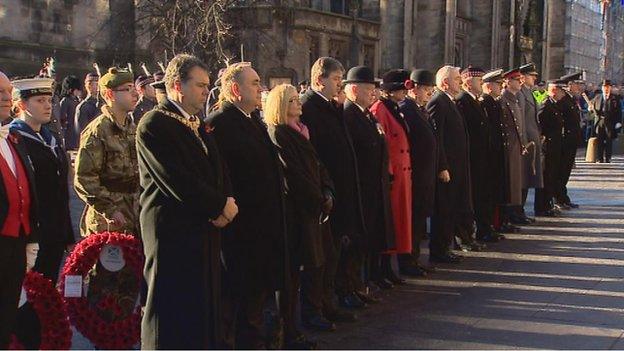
[398,214,427,266]
[280,266,300,341]
[335,244,364,297]
[33,241,65,284]
[474,196,494,238]
[430,212,455,257]
[0,235,26,348]
[221,286,271,349]
[556,145,577,204]
[300,232,339,320]
[534,188,550,213]
[597,134,613,162]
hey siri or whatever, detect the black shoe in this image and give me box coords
[324,309,357,323]
[374,278,394,290]
[355,289,382,304]
[510,215,531,225]
[499,223,520,233]
[285,334,317,350]
[477,234,500,243]
[567,202,580,208]
[536,209,558,217]
[525,216,536,223]
[386,272,407,285]
[418,264,436,273]
[429,253,461,264]
[492,233,506,240]
[303,315,336,332]
[399,264,427,277]
[556,202,571,210]
[339,292,367,309]
[469,242,487,251]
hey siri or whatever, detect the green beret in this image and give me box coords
[99,67,134,90]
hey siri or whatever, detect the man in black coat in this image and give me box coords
[137,55,238,349]
[555,73,584,209]
[456,66,501,244]
[207,62,288,349]
[0,71,39,349]
[591,79,621,163]
[399,69,437,276]
[538,81,566,212]
[300,57,361,329]
[427,65,472,263]
[343,66,395,293]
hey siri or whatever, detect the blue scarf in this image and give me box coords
[9,119,60,157]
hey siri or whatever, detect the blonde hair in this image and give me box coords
[264,84,298,126]
[436,65,459,90]
[216,62,252,109]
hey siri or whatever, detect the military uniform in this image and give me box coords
[538,97,564,210]
[556,92,582,205]
[74,104,139,236]
[132,96,156,125]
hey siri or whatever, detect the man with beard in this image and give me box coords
[426,65,471,263]
[456,66,501,244]
[398,69,438,276]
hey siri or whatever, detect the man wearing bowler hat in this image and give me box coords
[398,69,438,276]
[343,66,395,297]
[591,79,622,163]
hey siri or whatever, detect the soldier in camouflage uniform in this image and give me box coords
[74,67,140,236]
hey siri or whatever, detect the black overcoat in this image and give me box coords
[9,121,73,246]
[207,102,287,292]
[137,99,229,349]
[592,93,622,139]
[426,91,472,215]
[300,90,365,240]
[479,94,507,205]
[538,98,564,197]
[343,100,395,252]
[271,124,334,268]
[398,98,438,217]
[558,93,583,149]
[456,91,491,210]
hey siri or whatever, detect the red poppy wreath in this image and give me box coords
[59,232,144,349]
[9,271,72,350]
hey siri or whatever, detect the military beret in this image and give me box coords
[483,69,504,83]
[11,77,54,100]
[602,79,612,86]
[99,67,134,90]
[519,63,538,75]
[85,72,99,80]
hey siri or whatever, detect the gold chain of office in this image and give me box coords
[154,109,208,155]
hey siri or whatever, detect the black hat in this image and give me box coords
[602,79,612,86]
[85,72,99,80]
[483,68,504,83]
[150,80,166,93]
[519,63,538,75]
[135,74,155,89]
[410,69,435,86]
[381,69,410,91]
[560,72,583,84]
[343,66,380,86]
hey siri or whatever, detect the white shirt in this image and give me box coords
[234,105,252,119]
[0,138,16,176]
[466,91,478,101]
[444,91,455,101]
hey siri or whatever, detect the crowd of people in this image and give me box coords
[0,53,622,349]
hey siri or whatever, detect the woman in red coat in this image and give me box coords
[370,69,412,284]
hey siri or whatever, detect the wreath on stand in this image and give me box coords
[59,232,144,349]
[9,271,72,350]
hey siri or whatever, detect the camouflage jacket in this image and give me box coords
[74,105,139,235]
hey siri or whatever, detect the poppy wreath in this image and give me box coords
[59,232,143,349]
[9,271,72,350]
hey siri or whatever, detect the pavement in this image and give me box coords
[313,155,624,350]
[65,152,624,349]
